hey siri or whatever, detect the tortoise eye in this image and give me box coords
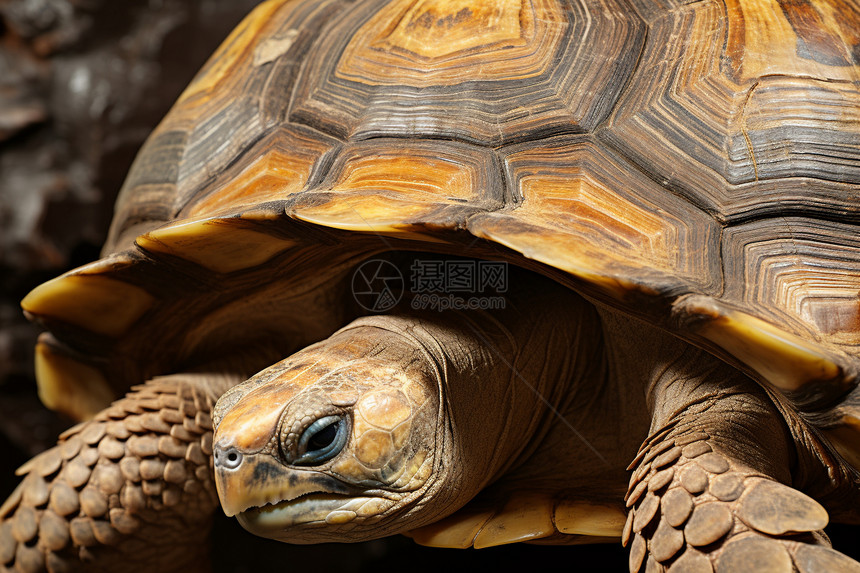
[293,415,348,466]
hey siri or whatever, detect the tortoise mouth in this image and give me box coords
[245,489,339,510]
[237,492,386,537]
[245,491,350,514]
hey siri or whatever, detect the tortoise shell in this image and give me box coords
[21,0,860,470]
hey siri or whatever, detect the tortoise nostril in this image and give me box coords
[216,446,243,469]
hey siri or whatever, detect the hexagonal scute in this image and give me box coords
[722,217,860,350]
[106,0,342,251]
[172,1,341,207]
[468,136,721,300]
[290,0,645,145]
[602,0,860,223]
[289,138,503,238]
[179,125,339,219]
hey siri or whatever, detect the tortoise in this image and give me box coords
[3,0,860,570]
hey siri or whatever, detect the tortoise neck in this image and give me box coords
[357,279,604,521]
[599,309,795,475]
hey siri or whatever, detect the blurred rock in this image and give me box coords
[0,43,47,141]
[0,0,261,390]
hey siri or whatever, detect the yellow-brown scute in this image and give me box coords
[77,0,860,425]
[336,0,557,84]
[382,0,536,59]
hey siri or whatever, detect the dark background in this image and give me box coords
[0,1,855,571]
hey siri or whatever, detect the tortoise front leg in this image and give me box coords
[0,373,236,573]
[624,369,860,572]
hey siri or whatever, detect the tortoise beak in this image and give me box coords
[212,376,357,524]
[213,443,351,518]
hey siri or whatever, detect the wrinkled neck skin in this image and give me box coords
[382,300,582,520]
[599,309,797,480]
[211,282,592,543]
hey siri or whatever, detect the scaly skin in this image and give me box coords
[0,374,224,573]
[0,349,281,573]
[623,389,841,572]
[602,311,860,572]
[212,300,860,570]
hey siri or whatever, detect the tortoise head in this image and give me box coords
[211,320,452,543]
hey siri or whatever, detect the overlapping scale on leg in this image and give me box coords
[622,428,859,573]
[288,139,503,240]
[290,0,645,145]
[0,375,230,572]
[468,137,720,301]
[602,0,860,222]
